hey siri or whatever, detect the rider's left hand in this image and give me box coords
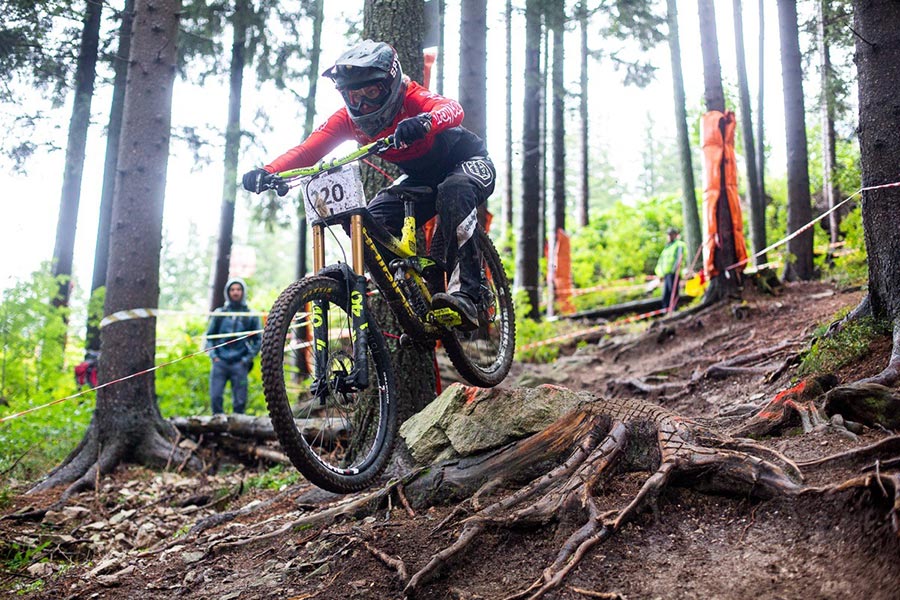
[393,113,432,148]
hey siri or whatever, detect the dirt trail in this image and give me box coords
[4,281,900,600]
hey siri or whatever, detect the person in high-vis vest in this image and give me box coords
[654,227,687,311]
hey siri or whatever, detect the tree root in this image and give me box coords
[28,420,199,502]
[403,396,802,599]
[858,320,900,387]
[730,376,840,438]
[363,540,409,584]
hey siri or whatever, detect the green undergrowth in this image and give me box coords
[246,464,301,491]
[799,313,886,376]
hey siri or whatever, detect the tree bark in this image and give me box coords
[51,0,103,314]
[547,0,565,319]
[666,0,700,263]
[853,0,900,385]
[516,0,543,319]
[33,0,195,498]
[86,0,134,354]
[778,0,814,281]
[210,0,249,312]
[818,0,840,247]
[756,0,767,213]
[698,0,740,301]
[363,0,436,422]
[698,0,725,114]
[458,0,487,143]
[577,2,589,229]
[732,0,765,266]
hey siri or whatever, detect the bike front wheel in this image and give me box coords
[260,276,397,494]
[442,227,516,387]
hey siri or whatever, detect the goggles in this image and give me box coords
[340,80,391,114]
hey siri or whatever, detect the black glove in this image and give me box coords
[393,113,432,148]
[242,168,270,194]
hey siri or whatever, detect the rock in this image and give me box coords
[27,562,53,578]
[134,522,158,549]
[400,384,590,464]
[181,551,205,564]
[88,557,120,577]
[97,565,135,588]
[109,509,136,525]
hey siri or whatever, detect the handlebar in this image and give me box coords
[261,136,395,196]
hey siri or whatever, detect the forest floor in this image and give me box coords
[3,280,900,599]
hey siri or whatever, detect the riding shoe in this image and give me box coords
[432,292,479,331]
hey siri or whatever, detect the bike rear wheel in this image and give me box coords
[441,227,516,387]
[260,276,397,493]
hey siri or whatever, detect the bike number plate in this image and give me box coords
[303,162,365,221]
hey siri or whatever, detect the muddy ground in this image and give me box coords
[3,280,900,599]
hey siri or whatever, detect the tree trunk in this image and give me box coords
[666,0,699,263]
[818,0,840,247]
[539,22,549,257]
[547,0,565,319]
[51,0,103,314]
[756,0,767,213]
[363,0,436,422]
[733,0,765,266]
[459,0,488,228]
[698,0,725,114]
[296,0,325,282]
[577,2,589,229]
[32,0,195,498]
[503,0,513,232]
[778,0,814,281]
[698,0,740,301]
[853,0,900,385]
[458,0,487,143]
[516,0,542,319]
[86,0,134,355]
[210,0,249,312]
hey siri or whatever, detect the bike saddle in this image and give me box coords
[396,186,435,202]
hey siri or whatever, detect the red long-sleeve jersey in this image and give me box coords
[264,81,484,183]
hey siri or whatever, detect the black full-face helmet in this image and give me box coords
[322,40,405,137]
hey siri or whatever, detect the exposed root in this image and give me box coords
[804,471,900,533]
[206,480,401,556]
[857,320,900,387]
[404,396,802,599]
[700,341,803,381]
[730,376,839,438]
[363,540,409,584]
[28,420,200,502]
[796,435,900,472]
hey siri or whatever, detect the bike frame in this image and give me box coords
[275,139,453,394]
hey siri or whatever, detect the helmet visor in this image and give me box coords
[340,81,391,115]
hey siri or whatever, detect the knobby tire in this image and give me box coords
[261,276,398,493]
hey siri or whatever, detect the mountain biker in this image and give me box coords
[241,40,496,331]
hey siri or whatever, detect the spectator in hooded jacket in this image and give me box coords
[205,278,261,414]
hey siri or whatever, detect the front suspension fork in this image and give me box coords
[310,217,370,397]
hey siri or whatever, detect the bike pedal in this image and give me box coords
[429,307,462,328]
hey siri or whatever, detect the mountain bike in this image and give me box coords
[258,137,515,493]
